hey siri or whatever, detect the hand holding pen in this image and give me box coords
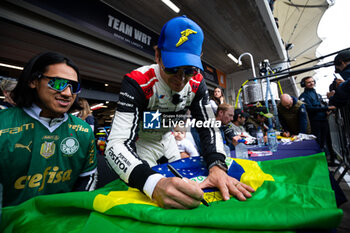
[151,164,208,209]
[167,164,209,206]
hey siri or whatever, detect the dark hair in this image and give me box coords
[334,50,350,66]
[233,113,239,122]
[211,87,224,106]
[12,52,80,107]
[233,109,248,122]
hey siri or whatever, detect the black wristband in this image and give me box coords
[208,160,228,172]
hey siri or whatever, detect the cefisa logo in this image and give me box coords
[143,110,162,129]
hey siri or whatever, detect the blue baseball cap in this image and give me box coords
[158,16,204,70]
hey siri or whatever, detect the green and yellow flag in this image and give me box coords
[0,153,343,233]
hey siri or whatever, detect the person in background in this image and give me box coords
[333,50,350,81]
[0,52,97,207]
[244,107,270,138]
[326,77,344,166]
[173,125,199,158]
[328,77,344,93]
[216,103,242,150]
[209,87,225,114]
[278,93,311,137]
[105,16,254,209]
[193,103,239,153]
[226,109,250,136]
[191,104,239,154]
[78,98,97,133]
[299,76,336,151]
[328,50,350,107]
[0,77,17,109]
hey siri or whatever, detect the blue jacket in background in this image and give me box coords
[329,64,350,106]
[299,88,328,121]
[339,63,350,81]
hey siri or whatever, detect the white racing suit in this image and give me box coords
[106,64,225,193]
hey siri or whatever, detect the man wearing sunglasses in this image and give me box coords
[0,52,97,207]
[106,16,254,209]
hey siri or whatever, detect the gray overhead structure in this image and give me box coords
[274,0,330,89]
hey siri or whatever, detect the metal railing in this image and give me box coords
[328,101,350,183]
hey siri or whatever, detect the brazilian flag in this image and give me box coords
[0,153,343,232]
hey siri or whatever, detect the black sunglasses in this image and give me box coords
[38,74,81,94]
[162,66,200,78]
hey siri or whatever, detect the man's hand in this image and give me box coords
[232,135,241,146]
[328,105,336,110]
[152,177,204,209]
[180,152,190,158]
[327,90,335,98]
[282,131,290,137]
[199,166,255,201]
[263,135,268,143]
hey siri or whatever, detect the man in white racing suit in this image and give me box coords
[106,16,254,209]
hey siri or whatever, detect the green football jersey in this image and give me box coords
[0,107,97,206]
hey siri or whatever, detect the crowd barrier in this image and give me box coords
[328,101,350,183]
